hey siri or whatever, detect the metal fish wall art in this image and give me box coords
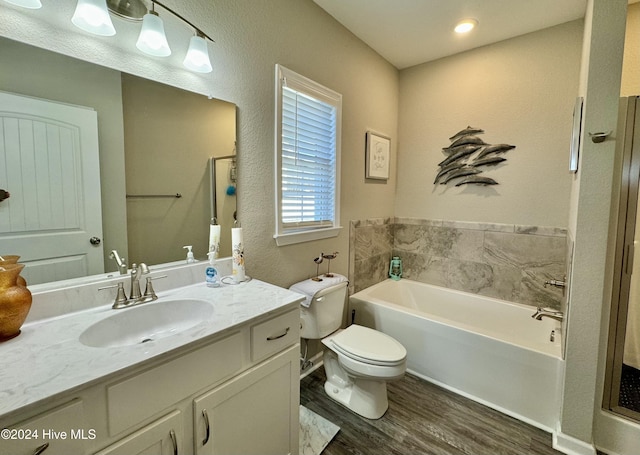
[455,176,498,187]
[434,126,516,186]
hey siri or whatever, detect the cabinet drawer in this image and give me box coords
[1,400,86,455]
[251,309,299,363]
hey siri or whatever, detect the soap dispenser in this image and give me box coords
[389,256,402,281]
[205,252,220,288]
[183,245,196,263]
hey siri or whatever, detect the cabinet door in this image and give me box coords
[193,345,299,455]
[0,400,86,455]
[94,411,181,455]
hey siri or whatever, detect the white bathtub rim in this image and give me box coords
[354,278,555,314]
[351,279,562,359]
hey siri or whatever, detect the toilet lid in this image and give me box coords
[331,325,406,365]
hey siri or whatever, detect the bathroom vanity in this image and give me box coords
[0,262,303,455]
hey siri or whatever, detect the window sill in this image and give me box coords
[273,226,342,246]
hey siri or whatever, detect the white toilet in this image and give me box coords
[292,276,407,419]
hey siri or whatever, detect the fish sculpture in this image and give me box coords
[448,135,487,149]
[433,162,466,184]
[454,176,499,186]
[438,144,482,167]
[435,127,515,186]
[442,167,481,184]
[449,126,484,141]
[476,144,516,159]
[471,156,507,167]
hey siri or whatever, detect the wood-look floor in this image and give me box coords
[300,368,562,455]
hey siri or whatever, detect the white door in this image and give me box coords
[0,91,103,285]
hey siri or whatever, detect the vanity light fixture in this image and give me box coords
[454,18,478,34]
[24,0,213,73]
[111,0,214,73]
[183,31,212,73]
[72,0,116,36]
[3,0,41,9]
[136,3,171,57]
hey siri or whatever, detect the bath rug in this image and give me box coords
[299,405,340,455]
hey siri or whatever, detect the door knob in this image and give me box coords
[89,236,101,245]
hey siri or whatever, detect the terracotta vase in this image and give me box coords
[0,263,32,341]
[0,255,27,286]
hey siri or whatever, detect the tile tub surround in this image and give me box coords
[350,218,567,309]
[349,218,394,294]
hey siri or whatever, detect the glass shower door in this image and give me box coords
[606,96,640,421]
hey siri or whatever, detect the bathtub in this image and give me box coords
[349,279,563,431]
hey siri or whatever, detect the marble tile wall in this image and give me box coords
[349,218,394,294]
[350,218,567,309]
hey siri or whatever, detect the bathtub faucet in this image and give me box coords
[543,277,566,288]
[532,307,564,322]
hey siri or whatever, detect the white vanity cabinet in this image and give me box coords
[0,304,300,455]
[94,411,182,455]
[0,400,87,455]
[191,309,300,455]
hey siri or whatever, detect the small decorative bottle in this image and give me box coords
[389,256,402,281]
[205,252,220,288]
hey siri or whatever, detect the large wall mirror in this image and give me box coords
[0,36,237,286]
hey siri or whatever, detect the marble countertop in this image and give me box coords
[0,278,304,419]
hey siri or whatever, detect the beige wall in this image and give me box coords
[621,2,640,96]
[396,20,583,228]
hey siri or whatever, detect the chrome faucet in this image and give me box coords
[129,263,150,301]
[532,307,564,322]
[543,277,566,288]
[109,250,128,275]
[99,262,166,309]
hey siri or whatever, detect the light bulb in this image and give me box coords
[183,34,212,73]
[136,11,171,57]
[454,19,477,34]
[72,0,116,37]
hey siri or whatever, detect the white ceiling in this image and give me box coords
[312,0,588,69]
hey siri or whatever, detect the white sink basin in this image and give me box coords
[80,299,213,348]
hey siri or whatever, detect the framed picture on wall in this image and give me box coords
[365,131,390,180]
[569,96,584,173]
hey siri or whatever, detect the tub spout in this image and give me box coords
[532,307,564,322]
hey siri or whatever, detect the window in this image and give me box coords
[274,64,342,246]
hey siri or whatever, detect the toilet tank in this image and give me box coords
[300,281,348,339]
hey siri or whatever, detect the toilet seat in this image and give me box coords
[330,325,406,366]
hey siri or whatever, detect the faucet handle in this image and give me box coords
[98,282,129,308]
[143,275,167,300]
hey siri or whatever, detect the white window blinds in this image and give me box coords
[281,86,336,227]
[274,65,342,245]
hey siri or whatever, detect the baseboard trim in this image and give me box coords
[553,431,597,455]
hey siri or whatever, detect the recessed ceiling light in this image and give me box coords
[454,19,478,34]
